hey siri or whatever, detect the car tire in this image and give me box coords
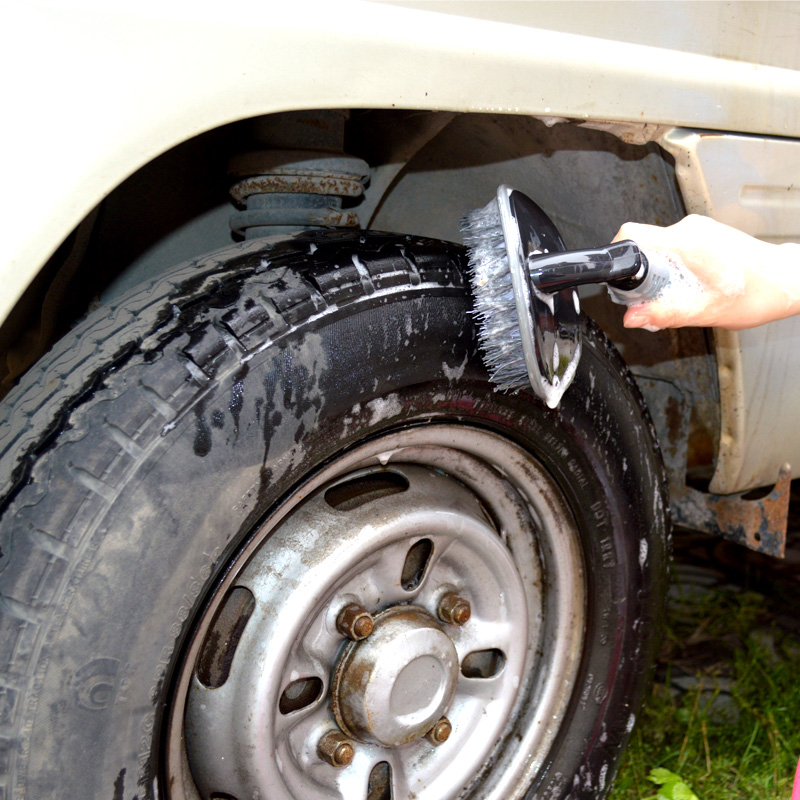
[0,230,668,800]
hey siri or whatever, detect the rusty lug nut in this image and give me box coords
[317,730,355,767]
[426,716,452,746]
[437,592,471,626]
[336,603,374,640]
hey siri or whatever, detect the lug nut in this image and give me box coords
[337,603,374,640]
[426,716,452,746]
[437,592,471,626]
[318,730,355,767]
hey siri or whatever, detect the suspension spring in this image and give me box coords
[228,149,370,239]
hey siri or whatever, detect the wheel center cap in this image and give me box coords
[332,606,459,747]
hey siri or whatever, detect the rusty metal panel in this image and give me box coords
[638,377,789,558]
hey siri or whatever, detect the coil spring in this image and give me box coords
[228,150,370,239]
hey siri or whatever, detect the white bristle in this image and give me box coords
[461,199,529,391]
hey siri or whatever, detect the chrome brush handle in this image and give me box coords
[527,241,647,293]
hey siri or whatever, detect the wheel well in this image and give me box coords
[0,108,717,476]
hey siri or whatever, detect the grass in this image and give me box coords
[609,533,800,800]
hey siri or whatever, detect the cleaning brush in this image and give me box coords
[462,185,671,408]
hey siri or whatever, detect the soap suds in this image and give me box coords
[607,248,709,319]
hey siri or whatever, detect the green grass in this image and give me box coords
[610,578,800,800]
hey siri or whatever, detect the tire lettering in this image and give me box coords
[598,536,617,569]
[599,606,611,645]
[138,710,157,770]
[117,675,131,705]
[567,458,589,488]
[589,500,609,528]
[593,682,609,704]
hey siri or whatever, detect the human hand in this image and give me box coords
[611,215,800,331]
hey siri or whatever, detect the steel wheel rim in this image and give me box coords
[167,425,586,800]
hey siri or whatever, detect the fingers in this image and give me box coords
[612,222,657,246]
[624,304,682,331]
[623,306,654,329]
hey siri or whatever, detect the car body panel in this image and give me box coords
[390,1,800,74]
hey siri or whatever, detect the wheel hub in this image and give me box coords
[332,606,459,746]
[175,430,586,800]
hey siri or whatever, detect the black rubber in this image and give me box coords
[0,230,669,800]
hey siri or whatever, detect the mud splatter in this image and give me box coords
[230,364,249,438]
[194,410,212,457]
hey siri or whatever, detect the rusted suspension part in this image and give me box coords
[229,172,365,204]
[228,148,369,239]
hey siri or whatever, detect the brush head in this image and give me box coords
[461,197,529,391]
[463,186,582,408]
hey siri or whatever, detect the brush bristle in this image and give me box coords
[461,199,529,391]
